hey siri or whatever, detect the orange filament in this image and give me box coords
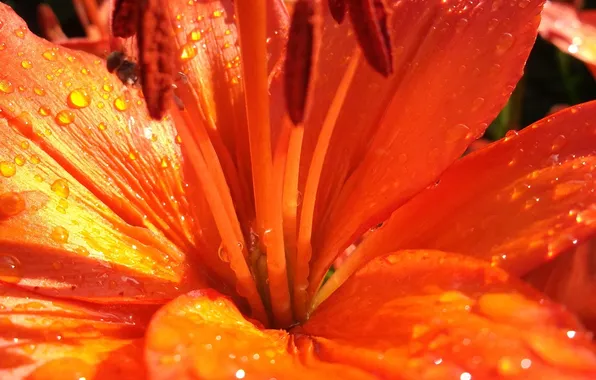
[169,99,268,324]
[294,50,361,321]
[282,121,304,294]
[235,1,292,327]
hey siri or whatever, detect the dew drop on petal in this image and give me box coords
[0,254,22,284]
[50,226,69,244]
[34,87,46,96]
[42,50,57,61]
[551,134,567,153]
[218,244,230,263]
[38,105,51,116]
[188,29,202,41]
[114,96,128,111]
[67,89,91,109]
[0,79,15,95]
[14,155,25,166]
[0,161,16,177]
[179,43,197,62]
[30,155,40,165]
[50,178,70,198]
[21,60,32,69]
[0,192,25,217]
[55,110,75,126]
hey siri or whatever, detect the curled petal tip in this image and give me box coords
[348,0,393,77]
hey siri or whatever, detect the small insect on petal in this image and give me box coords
[285,0,318,125]
[347,0,393,77]
[328,0,347,24]
[137,0,175,120]
[112,0,141,38]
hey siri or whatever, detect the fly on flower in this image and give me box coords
[285,0,393,125]
[110,0,177,119]
[106,50,140,86]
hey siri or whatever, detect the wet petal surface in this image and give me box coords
[349,102,596,280]
[301,250,596,379]
[0,283,147,379]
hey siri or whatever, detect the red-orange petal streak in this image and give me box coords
[300,250,596,378]
[344,102,596,286]
[144,289,371,379]
[0,283,147,379]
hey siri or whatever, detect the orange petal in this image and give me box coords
[344,102,596,284]
[0,3,215,254]
[144,289,372,379]
[0,117,206,303]
[307,0,546,292]
[0,283,147,378]
[300,250,596,378]
[539,1,596,74]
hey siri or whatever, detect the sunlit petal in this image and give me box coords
[144,289,371,379]
[341,102,596,286]
[0,283,147,378]
[302,250,596,378]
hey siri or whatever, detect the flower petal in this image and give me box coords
[344,102,596,282]
[144,289,372,379]
[0,283,147,378]
[300,250,596,378]
[538,1,596,73]
[0,118,206,303]
[308,0,546,290]
[0,3,213,254]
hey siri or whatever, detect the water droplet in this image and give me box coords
[0,161,16,177]
[42,50,57,61]
[446,123,470,143]
[50,226,69,244]
[128,151,137,161]
[471,97,485,111]
[0,42,5,51]
[102,83,113,92]
[98,122,107,131]
[0,254,22,284]
[212,9,224,18]
[34,174,43,182]
[114,96,128,111]
[188,29,202,41]
[160,157,169,168]
[551,134,567,153]
[0,79,14,93]
[0,192,25,217]
[67,89,91,109]
[14,27,25,38]
[33,87,45,96]
[179,43,197,62]
[503,130,518,141]
[21,60,32,69]
[55,110,75,126]
[218,244,230,263]
[38,105,51,116]
[30,155,40,164]
[14,155,25,166]
[51,178,70,198]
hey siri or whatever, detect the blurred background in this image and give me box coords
[2,0,596,142]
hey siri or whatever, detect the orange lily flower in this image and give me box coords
[1,0,596,378]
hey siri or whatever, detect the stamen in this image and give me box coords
[137,0,175,119]
[285,0,318,125]
[235,1,295,327]
[294,50,361,321]
[112,0,141,38]
[170,106,268,325]
[328,0,347,24]
[269,121,295,327]
[282,122,304,291]
[77,0,104,37]
[347,0,393,77]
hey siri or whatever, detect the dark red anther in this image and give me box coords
[284,0,318,125]
[347,0,393,77]
[137,0,175,119]
[328,0,347,24]
[112,0,141,38]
